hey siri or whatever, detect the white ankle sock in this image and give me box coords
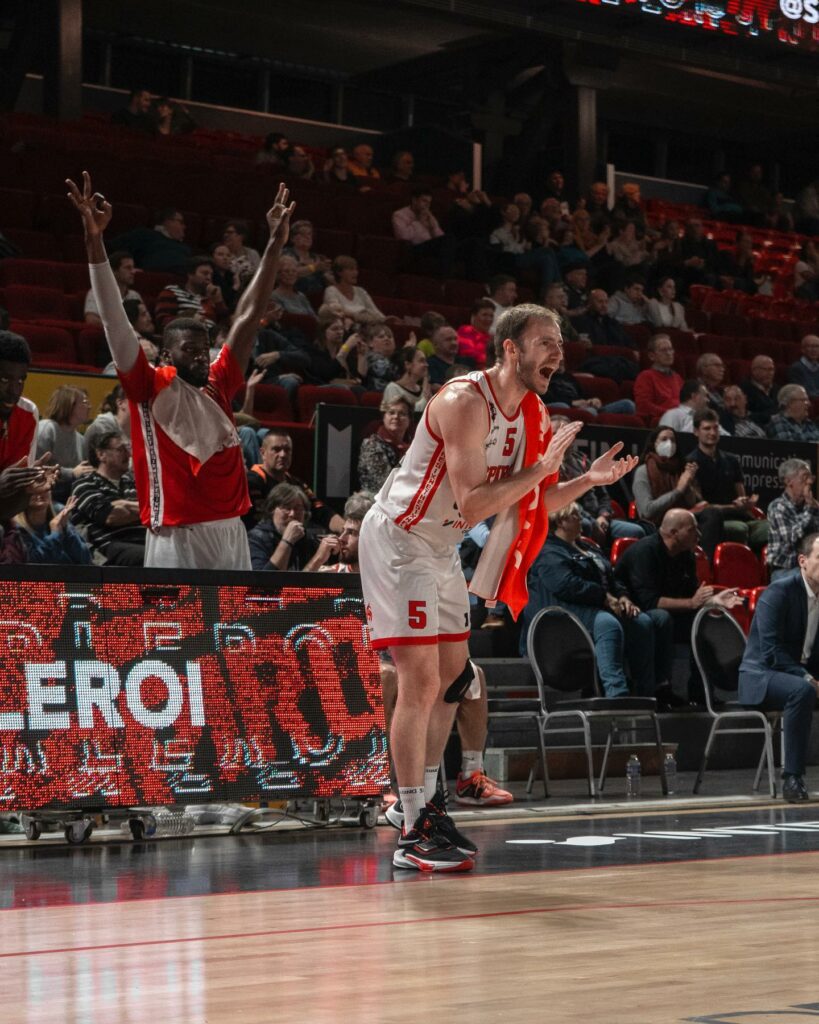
[399,787,426,831]
[461,750,483,776]
[424,765,440,803]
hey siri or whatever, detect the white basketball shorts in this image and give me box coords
[358,506,471,650]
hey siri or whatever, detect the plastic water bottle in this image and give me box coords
[625,753,641,798]
[664,752,678,795]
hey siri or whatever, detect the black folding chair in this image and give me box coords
[526,606,667,798]
[691,606,782,797]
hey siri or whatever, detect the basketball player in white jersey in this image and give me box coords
[359,304,638,871]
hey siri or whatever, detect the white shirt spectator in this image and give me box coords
[646,298,688,330]
[659,404,728,435]
[322,284,384,322]
[392,205,444,246]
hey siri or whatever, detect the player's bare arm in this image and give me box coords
[431,383,582,524]
[226,183,296,372]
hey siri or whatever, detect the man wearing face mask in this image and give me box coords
[69,172,295,569]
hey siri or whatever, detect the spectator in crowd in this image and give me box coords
[392,187,447,258]
[84,251,141,324]
[153,96,196,136]
[651,220,684,280]
[513,191,533,225]
[486,275,518,336]
[545,367,636,417]
[793,242,819,301]
[323,256,384,325]
[538,197,568,233]
[456,298,495,369]
[270,254,318,318]
[787,335,819,397]
[563,263,590,318]
[796,179,819,236]
[720,384,766,439]
[83,384,131,459]
[679,218,719,290]
[110,207,191,274]
[736,163,772,226]
[208,242,242,311]
[766,459,819,581]
[585,181,612,223]
[490,202,526,253]
[631,425,726,557]
[36,385,93,500]
[445,179,495,243]
[688,408,767,552]
[0,330,38,471]
[255,132,290,167]
[111,88,154,132]
[246,429,342,532]
[71,172,295,570]
[607,223,650,278]
[634,334,683,422]
[313,492,374,573]
[248,483,324,571]
[607,274,649,326]
[363,321,397,392]
[659,379,712,435]
[738,531,819,803]
[415,310,446,357]
[383,346,430,412]
[283,220,332,297]
[646,276,688,330]
[154,256,228,330]
[322,146,360,192]
[553,419,644,544]
[348,143,380,182]
[284,146,315,181]
[543,170,570,213]
[553,224,588,270]
[222,219,261,283]
[718,231,764,294]
[521,502,671,701]
[15,488,90,564]
[741,354,778,426]
[71,429,145,565]
[357,396,412,493]
[387,150,415,183]
[308,314,367,387]
[611,182,647,237]
[703,172,743,222]
[767,384,819,442]
[542,282,578,343]
[615,508,742,704]
[696,352,727,411]
[570,207,610,261]
[767,193,794,235]
[426,323,459,388]
[574,289,631,348]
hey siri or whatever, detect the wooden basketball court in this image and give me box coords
[2,801,819,1023]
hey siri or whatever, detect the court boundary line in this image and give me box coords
[5,888,819,960]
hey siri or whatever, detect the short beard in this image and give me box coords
[175,363,209,388]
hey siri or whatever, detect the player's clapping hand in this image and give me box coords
[539,420,583,476]
[66,171,112,236]
[586,442,638,486]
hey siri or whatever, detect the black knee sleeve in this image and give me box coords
[444,659,475,704]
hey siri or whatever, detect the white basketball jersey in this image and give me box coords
[375,371,525,548]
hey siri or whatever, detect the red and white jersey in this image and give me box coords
[0,397,38,470]
[118,345,251,530]
[319,563,355,573]
[376,370,525,548]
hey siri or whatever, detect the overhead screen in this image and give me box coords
[573,0,819,51]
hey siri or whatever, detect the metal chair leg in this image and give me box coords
[752,743,766,792]
[693,719,718,794]
[598,722,615,792]
[764,721,777,798]
[651,714,668,796]
[536,717,549,799]
[581,715,596,798]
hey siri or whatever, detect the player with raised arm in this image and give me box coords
[359,303,637,871]
[67,171,294,569]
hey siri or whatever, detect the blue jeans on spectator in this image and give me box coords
[593,607,673,698]
[239,425,269,468]
[548,399,636,416]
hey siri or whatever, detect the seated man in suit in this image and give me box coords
[739,531,819,802]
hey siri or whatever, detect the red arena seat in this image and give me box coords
[296,385,359,423]
[695,546,713,585]
[1,284,72,320]
[713,542,762,589]
[610,536,639,564]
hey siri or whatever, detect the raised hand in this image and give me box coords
[266,183,296,244]
[66,171,112,237]
[539,420,584,476]
[586,442,639,486]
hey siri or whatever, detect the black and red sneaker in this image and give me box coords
[393,807,475,872]
[428,790,479,857]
